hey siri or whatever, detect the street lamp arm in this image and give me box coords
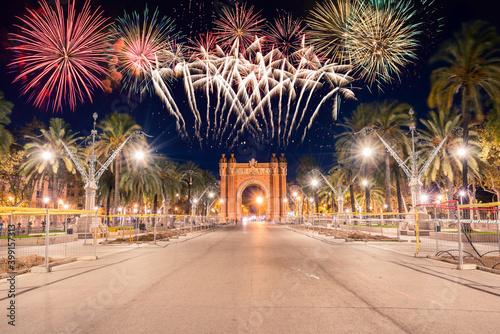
[310,169,339,196]
[374,131,412,179]
[417,133,449,180]
[340,175,357,197]
[95,131,149,182]
[60,139,89,182]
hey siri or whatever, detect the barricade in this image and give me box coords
[417,201,500,269]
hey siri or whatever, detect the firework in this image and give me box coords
[307,0,424,87]
[9,0,110,111]
[112,6,181,98]
[213,3,265,53]
[151,38,355,148]
[264,13,305,60]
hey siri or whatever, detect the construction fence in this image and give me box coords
[0,206,222,273]
[416,201,500,270]
[281,212,415,241]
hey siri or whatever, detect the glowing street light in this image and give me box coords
[42,151,52,160]
[64,204,69,210]
[256,196,263,219]
[43,197,50,208]
[311,179,319,187]
[420,194,428,203]
[135,151,145,160]
[362,147,372,157]
[362,180,369,186]
[459,190,466,205]
[457,147,467,157]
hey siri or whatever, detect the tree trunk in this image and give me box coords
[52,172,58,225]
[350,183,355,213]
[395,171,403,215]
[114,158,120,215]
[187,177,192,215]
[365,164,371,213]
[384,150,392,212]
[462,112,470,204]
[106,191,111,226]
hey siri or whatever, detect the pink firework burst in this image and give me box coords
[265,13,305,60]
[213,3,265,53]
[9,0,110,111]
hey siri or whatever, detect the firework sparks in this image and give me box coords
[9,0,110,111]
[307,0,425,87]
[112,6,181,98]
[264,13,305,60]
[151,37,355,148]
[213,3,265,53]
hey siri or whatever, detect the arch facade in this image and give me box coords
[219,153,287,222]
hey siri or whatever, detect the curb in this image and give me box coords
[5,257,78,276]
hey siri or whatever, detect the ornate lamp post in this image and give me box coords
[309,169,356,214]
[60,113,149,232]
[367,109,448,213]
[60,113,148,212]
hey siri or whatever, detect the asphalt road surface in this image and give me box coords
[1,223,500,333]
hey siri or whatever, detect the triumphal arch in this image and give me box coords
[219,153,287,222]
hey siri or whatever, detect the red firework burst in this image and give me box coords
[213,3,265,53]
[9,0,110,111]
[265,13,305,60]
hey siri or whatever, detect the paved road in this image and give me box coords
[1,223,500,333]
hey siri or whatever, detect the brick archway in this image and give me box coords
[219,153,287,222]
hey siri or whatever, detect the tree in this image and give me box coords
[97,112,144,215]
[296,156,319,214]
[21,118,82,210]
[0,92,14,155]
[428,21,500,202]
[420,109,481,202]
[180,161,204,215]
[372,100,411,212]
[335,103,381,212]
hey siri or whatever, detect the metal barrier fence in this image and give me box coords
[416,201,500,270]
[282,212,416,241]
[0,207,99,273]
[0,207,222,273]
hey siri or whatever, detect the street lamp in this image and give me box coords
[42,151,52,160]
[459,190,466,205]
[256,196,263,220]
[362,147,372,157]
[135,151,145,160]
[43,197,50,208]
[420,194,428,203]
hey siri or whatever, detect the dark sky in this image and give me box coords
[0,0,499,177]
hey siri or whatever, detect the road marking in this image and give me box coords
[315,253,323,257]
[303,247,309,251]
[291,267,320,280]
[332,259,340,264]
[426,298,443,307]
[394,289,416,300]
[355,271,366,277]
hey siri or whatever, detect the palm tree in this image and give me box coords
[180,161,204,215]
[296,156,319,214]
[21,118,82,208]
[157,157,182,214]
[328,161,358,213]
[97,113,144,215]
[372,100,411,212]
[420,109,481,201]
[335,103,381,212]
[120,161,162,211]
[428,21,500,202]
[0,92,14,155]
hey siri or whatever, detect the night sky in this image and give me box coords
[0,0,499,178]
